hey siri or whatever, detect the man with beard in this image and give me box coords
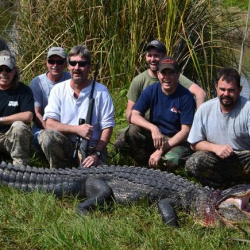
[185,67,250,188]
[30,47,70,149]
[38,45,115,169]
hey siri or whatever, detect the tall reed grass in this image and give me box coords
[1,0,244,98]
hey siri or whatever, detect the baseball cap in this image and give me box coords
[158,56,179,73]
[47,47,66,59]
[0,55,15,69]
[146,40,167,54]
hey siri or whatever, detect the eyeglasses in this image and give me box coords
[0,67,12,73]
[47,59,65,65]
[68,60,89,67]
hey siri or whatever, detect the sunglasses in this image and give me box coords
[47,59,65,65]
[0,67,12,73]
[68,60,89,67]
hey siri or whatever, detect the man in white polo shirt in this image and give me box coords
[38,45,115,169]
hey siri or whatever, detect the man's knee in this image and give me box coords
[161,145,192,170]
[11,121,33,138]
[127,124,142,138]
[185,151,222,182]
[38,129,59,147]
[185,151,205,173]
[127,125,149,144]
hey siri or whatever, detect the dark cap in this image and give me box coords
[146,40,167,54]
[158,56,179,73]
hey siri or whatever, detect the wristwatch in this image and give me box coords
[94,151,101,157]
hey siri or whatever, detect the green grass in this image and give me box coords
[1,185,250,249]
[223,0,249,10]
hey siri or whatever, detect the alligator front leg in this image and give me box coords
[77,177,114,214]
[157,198,178,227]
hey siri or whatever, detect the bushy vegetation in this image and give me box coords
[1,0,246,98]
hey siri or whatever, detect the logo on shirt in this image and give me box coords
[170,107,180,113]
[8,101,18,107]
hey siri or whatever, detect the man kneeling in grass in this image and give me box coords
[0,50,34,165]
[186,67,250,188]
[128,56,195,170]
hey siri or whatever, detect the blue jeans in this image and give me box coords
[32,124,42,150]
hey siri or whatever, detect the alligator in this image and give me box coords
[0,161,250,227]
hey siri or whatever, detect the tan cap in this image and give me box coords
[47,47,66,58]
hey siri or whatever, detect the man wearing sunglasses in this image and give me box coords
[0,50,34,166]
[38,45,115,169]
[30,47,71,149]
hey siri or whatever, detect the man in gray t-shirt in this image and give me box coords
[30,47,71,149]
[186,67,250,188]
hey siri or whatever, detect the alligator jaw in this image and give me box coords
[216,185,250,226]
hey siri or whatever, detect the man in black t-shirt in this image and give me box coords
[0,50,35,165]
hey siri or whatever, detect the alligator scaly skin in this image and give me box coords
[0,162,212,213]
[2,161,250,227]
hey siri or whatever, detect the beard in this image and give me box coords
[219,96,234,107]
[146,62,158,72]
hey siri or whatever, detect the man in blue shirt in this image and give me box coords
[128,56,196,170]
[30,47,71,149]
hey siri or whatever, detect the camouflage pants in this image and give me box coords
[0,121,33,166]
[127,124,192,170]
[38,129,106,169]
[185,151,250,188]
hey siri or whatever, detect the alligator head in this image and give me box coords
[199,184,250,227]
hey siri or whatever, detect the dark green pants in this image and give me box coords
[127,124,192,171]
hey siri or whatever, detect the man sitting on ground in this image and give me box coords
[185,67,250,188]
[30,47,71,149]
[0,50,34,166]
[128,56,196,170]
[38,45,115,169]
[114,39,206,150]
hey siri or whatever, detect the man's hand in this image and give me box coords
[213,144,234,159]
[77,124,93,140]
[82,154,99,168]
[150,126,164,149]
[148,149,162,168]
